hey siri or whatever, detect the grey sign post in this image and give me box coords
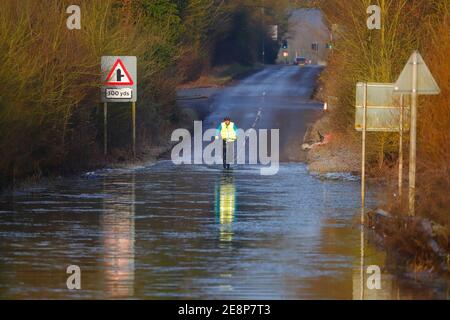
[101,56,137,157]
[393,51,440,216]
[398,94,404,199]
[359,82,368,219]
[357,82,368,302]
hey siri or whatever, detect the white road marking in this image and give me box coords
[251,108,262,129]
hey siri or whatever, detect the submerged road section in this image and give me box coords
[0,65,446,299]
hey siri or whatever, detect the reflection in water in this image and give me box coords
[359,221,365,300]
[101,173,136,298]
[352,221,400,300]
[215,173,236,243]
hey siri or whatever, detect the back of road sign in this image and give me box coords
[355,83,410,132]
[394,51,440,95]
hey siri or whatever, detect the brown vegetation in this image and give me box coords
[0,0,183,188]
[318,0,449,272]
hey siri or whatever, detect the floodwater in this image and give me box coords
[0,161,447,299]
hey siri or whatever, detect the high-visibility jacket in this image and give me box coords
[216,122,237,141]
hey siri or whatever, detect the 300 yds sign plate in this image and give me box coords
[105,88,133,100]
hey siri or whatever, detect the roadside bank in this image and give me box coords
[368,209,450,276]
[303,103,361,175]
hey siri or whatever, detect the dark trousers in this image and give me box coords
[223,140,233,169]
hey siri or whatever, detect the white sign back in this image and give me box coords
[394,51,440,95]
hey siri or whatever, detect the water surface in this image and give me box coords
[0,161,447,299]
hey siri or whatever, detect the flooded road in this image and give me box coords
[0,162,447,299]
[0,65,447,299]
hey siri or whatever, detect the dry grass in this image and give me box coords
[415,2,450,230]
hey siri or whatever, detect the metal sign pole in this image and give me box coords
[104,102,108,156]
[398,94,404,201]
[409,52,419,216]
[361,82,368,218]
[360,82,367,301]
[132,102,136,159]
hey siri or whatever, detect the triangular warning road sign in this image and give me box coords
[394,51,440,95]
[104,58,134,85]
